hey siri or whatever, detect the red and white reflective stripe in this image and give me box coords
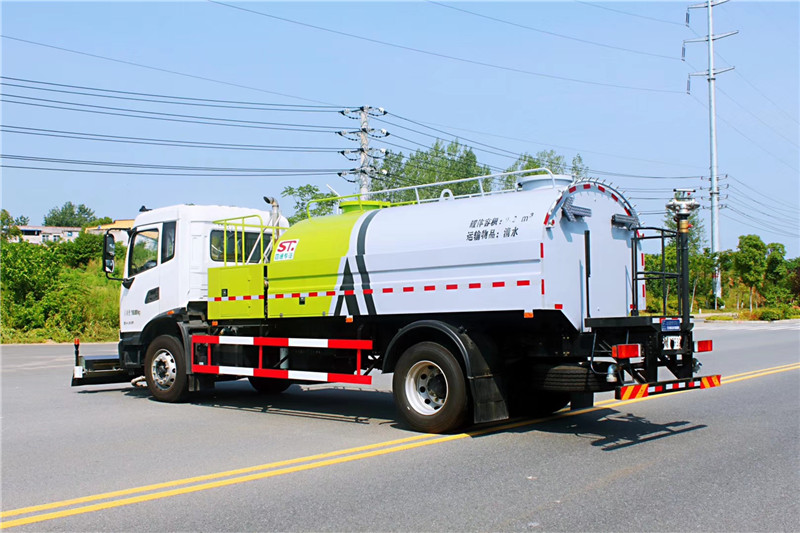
[544,181,634,227]
[191,335,373,385]
[208,295,265,302]
[192,364,371,385]
[193,335,372,350]
[695,340,713,352]
[266,279,538,300]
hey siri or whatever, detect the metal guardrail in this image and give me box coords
[306,168,557,218]
[212,214,289,266]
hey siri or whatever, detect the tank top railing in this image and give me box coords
[306,168,557,217]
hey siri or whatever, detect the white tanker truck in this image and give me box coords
[73,170,718,433]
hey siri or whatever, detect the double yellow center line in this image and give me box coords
[2,362,798,529]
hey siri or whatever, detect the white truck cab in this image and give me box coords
[89,203,288,394]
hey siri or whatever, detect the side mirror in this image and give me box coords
[103,233,116,274]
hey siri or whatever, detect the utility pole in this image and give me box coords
[683,0,737,309]
[338,106,389,199]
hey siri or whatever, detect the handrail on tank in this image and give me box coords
[305,168,556,218]
[212,214,289,266]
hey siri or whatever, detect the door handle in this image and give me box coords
[145,287,160,304]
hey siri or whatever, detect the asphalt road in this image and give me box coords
[1,320,798,531]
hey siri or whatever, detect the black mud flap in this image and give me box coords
[470,374,509,424]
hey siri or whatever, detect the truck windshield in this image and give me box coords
[210,230,270,264]
[129,229,159,276]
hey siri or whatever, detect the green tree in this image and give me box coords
[571,153,588,179]
[732,234,768,311]
[373,140,491,202]
[761,242,791,306]
[0,241,62,302]
[281,185,337,224]
[43,202,98,227]
[59,231,105,268]
[82,216,113,229]
[499,150,568,189]
[1,209,23,242]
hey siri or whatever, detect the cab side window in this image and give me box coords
[129,229,159,276]
[162,221,176,264]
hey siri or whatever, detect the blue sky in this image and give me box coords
[1,1,798,256]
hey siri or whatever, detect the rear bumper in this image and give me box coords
[615,375,721,400]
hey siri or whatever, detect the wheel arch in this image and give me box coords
[382,320,473,376]
[383,320,509,425]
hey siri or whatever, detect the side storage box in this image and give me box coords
[208,264,266,319]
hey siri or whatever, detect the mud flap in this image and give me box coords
[469,374,509,424]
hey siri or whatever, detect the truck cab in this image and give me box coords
[89,204,288,391]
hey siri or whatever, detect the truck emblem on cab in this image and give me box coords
[274,239,299,261]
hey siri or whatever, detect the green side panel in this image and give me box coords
[208,264,266,319]
[267,211,362,318]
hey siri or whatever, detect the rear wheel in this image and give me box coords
[144,335,189,402]
[530,364,616,393]
[248,377,291,395]
[393,341,468,433]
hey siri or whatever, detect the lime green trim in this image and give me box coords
[268,210,362,318]
[306,194,392,218]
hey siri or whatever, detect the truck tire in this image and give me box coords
[530,364,615,393]
[144,335,189,402]
[393,341,468,434]
[248,377,291,395]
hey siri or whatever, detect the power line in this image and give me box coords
[585,169,702,180]
[715,86,799,149]
[428,1,679,61]
[2,98,340,133]
[1,125,348,153]
[685,24,799,127]
[0,78,346,112]
[726,175,799,212]
[689,94,799,173]
[683,60,799,151]
[726,184,798,220]
[1,93,343,130]
[0,76,344,109]
[380,114,522,159]
[1,165,339,178]
[387,132,513,168]
[731,69,799,126]
[574,1,684,27]
[208,0,683,94]
[0,35,338,105]
[386,113,706,170]
[725,197,798,227]
[0,154,344,174]
[722,206,800,239]
[383,114,705,179]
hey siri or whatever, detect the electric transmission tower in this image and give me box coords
[338,106,390,199]
[683,0,737,309]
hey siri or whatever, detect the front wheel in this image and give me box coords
[144,335,189,402]
[392,342,468,433]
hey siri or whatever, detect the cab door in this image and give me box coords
[121,223,175,333]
